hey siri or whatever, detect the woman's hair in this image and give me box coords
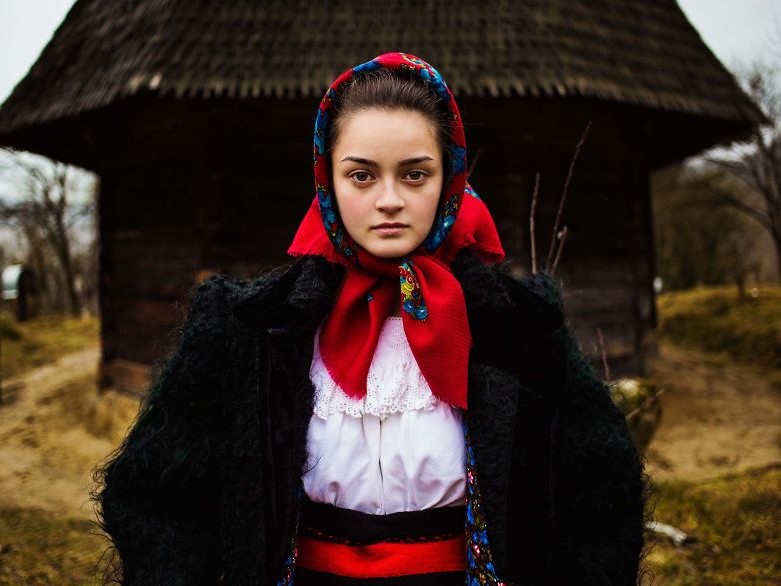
[326,67,453,166]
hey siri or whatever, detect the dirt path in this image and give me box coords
[0,347,139,520]
[644,342,781,482]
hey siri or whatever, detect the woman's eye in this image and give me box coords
[350,171,372,183]
[405,170,427,182]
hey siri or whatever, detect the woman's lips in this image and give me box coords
[372,224,408,235]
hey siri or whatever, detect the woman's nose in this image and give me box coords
[375,180,405,212]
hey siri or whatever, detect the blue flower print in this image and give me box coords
[450,144,467,175]
[353,59,382,75]
[313,108,331,156]
[419,66,450,100]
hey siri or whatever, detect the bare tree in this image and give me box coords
[0,148,97,317]
[654,163,763,293]
[698,62,781,282]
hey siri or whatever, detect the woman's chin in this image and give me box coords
[363,241,420,259]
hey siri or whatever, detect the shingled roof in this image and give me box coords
[0,0,762,137]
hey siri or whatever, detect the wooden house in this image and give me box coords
[0,0,762,394]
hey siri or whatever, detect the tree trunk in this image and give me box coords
[772,228,781,284]
[735,273,746,302]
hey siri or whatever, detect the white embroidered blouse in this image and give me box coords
[302,316,467,515]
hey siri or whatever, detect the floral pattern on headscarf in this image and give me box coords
[310,52,469,278]
[288,52,505,411]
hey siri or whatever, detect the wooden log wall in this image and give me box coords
[97,95,660,394]
[97,97,314,394]
[462,97,659,378]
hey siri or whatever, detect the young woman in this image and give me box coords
[94,53,648,585]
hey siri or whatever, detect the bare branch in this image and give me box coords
[530,172,540,274]
[0,148,94,316]
[546,121,592,273]
[550,225,568,275]
[709,187,773,231]
[597,326,611,381]
[703,158,757,193]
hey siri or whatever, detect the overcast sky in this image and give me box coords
[1,1,780,105]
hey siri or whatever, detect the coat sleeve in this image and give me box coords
[546,284,647,585]
[496,267,647,584]
[93,275,231,585]
[453,250,647,583]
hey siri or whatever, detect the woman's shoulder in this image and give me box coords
[218,255,345,330]
[451,248,565,334]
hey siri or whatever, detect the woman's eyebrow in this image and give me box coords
[339,156,378,167]
[339,155,436,167]
[398,156,435,165]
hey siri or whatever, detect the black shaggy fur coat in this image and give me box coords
[94,249,648,585]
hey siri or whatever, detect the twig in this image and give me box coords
[545,121,593,273]
[530,172,541,274]
[625,387,667,422]
[550,225,568,275]
[596,326,610,381]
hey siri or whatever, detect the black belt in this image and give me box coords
[298,495,466,545]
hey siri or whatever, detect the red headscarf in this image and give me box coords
[288,52,504,410]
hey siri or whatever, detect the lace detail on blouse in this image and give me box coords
[309,317,439,420]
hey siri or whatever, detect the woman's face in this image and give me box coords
[330,108,444,259]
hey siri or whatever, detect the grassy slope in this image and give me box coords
[644,283,781,584]
[644,465,781,585]
[1,312,99,379]
[657,283,781,373]
[0,507,108,585]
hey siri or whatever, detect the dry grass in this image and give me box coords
[1,312,99,379]
[644,464,781,585]
[645,284,781,583]
[657,284,781,378]
[0,507,109,585]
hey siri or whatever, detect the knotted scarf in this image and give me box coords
[288,52,505,410]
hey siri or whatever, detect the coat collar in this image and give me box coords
[231,255,345,330]
[231,251,563,333]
